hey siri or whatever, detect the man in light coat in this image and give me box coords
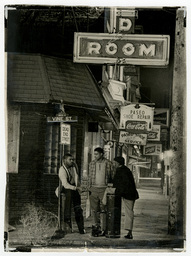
[58,153,85,235]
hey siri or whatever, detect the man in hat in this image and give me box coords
[113,156,139,239]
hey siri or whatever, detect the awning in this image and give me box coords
[7,53,106,110]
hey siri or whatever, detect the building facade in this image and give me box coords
[5,6,186,238]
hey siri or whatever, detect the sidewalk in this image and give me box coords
[7,180,185,252]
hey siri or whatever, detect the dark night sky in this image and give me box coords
[6,6,177,108]
[6,7,176,56]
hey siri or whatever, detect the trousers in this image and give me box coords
[123,198,135,231]
[64,189,84,233]
[89,186,106,231]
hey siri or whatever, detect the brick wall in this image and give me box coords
[7,172,59,224]
[7,171,87,225]
[7,103,89,224]
[19,103,54,171]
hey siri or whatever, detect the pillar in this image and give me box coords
[168,8,186,237]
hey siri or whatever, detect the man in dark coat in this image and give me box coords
[113,156,139,239]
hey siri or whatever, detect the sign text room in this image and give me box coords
[74,33,170,65]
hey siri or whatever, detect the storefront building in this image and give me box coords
[7,53,119,222]
[5,6,186,237]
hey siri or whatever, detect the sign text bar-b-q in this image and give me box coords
[73,33,170,66]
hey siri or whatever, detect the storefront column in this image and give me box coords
[168,8,186,236]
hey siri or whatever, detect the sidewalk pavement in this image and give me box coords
[7,180,185,252]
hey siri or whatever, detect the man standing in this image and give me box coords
[58,153,85,235]
[88,147,114,236]
[113,156,139,239]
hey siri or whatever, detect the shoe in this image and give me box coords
[51,230,65,239]
[80,229,86,234]
[65,223,73,233]
[124,234,133,239]
[98,230,105,237]
[8,225,16,232]
[91,225,101,237]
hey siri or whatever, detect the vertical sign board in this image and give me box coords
[104,144,111,160]
[115,8,136,34]
[120,104,154,132]
[105,7,136,34]
[60,124,71,145]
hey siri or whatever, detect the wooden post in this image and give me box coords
[57,120,73,230]
[168,8,186,236]
[58,142,63,230]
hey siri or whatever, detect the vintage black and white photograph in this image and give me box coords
[2,0,189,254]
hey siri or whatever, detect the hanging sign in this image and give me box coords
[104,144,111,159]
[147,124,161,141]
[143,143,162,155]
[120,104,154,132]
[73,33,170,66]
[47,115,78,123]
[115,8,136,34]
[105,7,136,34]
[60,124,71,145]
[119,131,147,145]
[154,108,169,127]
[108,79,126,102]
[124,121,148,133]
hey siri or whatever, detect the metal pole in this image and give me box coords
[58,123,64,230]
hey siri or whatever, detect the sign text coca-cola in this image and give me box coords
[125,121,147,133]
[120,104,154,132]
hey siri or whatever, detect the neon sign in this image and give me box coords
[74,33,170,66]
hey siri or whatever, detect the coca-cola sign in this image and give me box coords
[120,104,154,132]
[125,121,148,133]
